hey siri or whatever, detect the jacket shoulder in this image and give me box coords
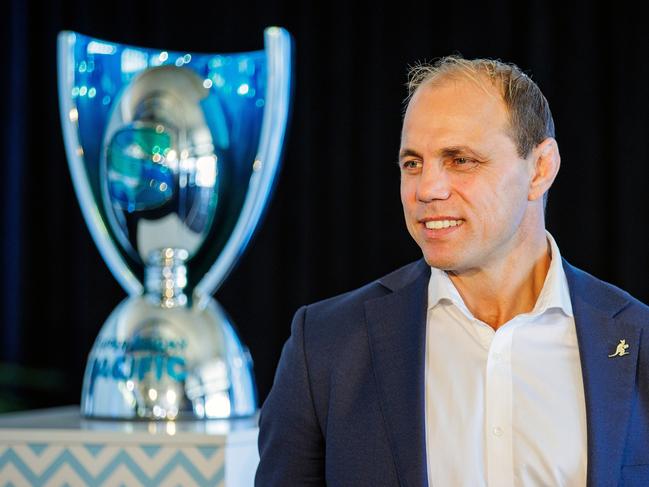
[563,259,649,322]
[293,259,427,356]
[303,259,427,327]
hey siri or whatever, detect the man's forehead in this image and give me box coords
[405,84,505,125]
[400,76,513,153]
[406,73,505,117]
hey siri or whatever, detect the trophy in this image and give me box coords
[58,28,292,420]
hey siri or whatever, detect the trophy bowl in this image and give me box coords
[58,28,292,420]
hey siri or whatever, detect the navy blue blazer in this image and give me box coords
[256,259,649,487]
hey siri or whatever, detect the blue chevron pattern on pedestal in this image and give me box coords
[0,443,225,486]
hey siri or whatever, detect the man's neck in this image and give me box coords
[447,231,552,331]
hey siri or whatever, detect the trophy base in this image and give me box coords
[80,295,256,420]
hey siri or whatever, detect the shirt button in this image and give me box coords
[492,426,503,437]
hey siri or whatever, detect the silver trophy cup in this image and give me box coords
[58,28,292,420]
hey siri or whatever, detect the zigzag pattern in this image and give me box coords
[0,443,225,486]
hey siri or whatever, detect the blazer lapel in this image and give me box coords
[564,261,640,487]
[365,260,430,487]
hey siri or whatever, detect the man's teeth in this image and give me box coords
[424,220,463,230]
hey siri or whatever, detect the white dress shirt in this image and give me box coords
[425,233,587,487]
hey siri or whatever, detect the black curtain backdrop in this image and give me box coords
[2,0,648,411]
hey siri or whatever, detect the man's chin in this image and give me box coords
[421,252,462,272]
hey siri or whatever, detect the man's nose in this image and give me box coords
[416,162,451,202]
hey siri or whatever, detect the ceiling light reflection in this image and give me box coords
[87,41,117,55]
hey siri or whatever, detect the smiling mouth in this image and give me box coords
[423,219,464,230]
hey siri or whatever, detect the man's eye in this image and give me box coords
[452,157,478,168]
[402,160,421,170]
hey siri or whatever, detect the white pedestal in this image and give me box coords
[0,406,259,486]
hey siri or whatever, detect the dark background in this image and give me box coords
[2,0,648,412]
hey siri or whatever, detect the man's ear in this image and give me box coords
[528,137,560,202]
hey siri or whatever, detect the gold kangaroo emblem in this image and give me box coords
[608,339,630,358]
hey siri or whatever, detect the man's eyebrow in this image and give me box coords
[398,148,421,160]
[440,145,487,159]
[398,146,487,161]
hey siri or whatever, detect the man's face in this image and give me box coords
[399,76,536,272]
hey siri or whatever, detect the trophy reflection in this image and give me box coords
[58,29,292,419]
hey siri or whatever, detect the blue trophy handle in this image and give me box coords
[196,27,293,300]
[58,31,144,296]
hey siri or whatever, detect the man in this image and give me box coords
[255,56,649,486]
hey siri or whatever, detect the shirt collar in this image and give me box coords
[427,231,574,319]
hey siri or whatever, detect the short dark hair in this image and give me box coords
[406,55,555,158]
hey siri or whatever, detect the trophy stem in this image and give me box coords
[145,248,189,308]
